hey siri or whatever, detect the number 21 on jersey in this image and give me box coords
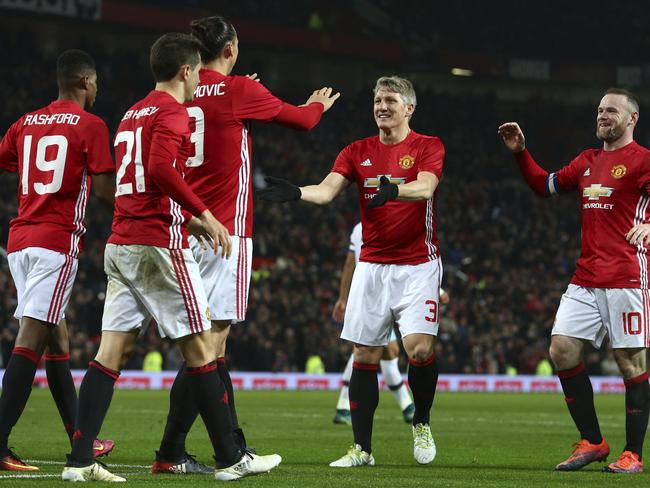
[114,127,146,196]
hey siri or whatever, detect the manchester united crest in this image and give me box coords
[611,164,627,179]
[398,155,415,169]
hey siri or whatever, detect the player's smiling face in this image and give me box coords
[596,94,634,142]
[373,89,413,130]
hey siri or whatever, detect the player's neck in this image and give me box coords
[201,60,230,76]
[57,92,85,109]
[603,133,634,152]
[379,125,410,145]
[154,82,185,104]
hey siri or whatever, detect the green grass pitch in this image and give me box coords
[0,388,644,486]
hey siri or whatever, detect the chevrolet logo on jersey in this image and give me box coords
[582,184,614,200]
[364,175,407,187]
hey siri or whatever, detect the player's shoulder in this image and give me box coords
[78,110,109,131]
[346,135,379,152]
[411,131,444,150]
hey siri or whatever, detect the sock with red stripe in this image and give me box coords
[408,353,438,426]
[185,362,241,468]
[217,357,245,448]
[68,361,119,466]
[0,347,40,454]
[158,363,199,462]
[557,362,602,444]
[349,362,379,453]
[45,353,77,443]
[624,372,649,459]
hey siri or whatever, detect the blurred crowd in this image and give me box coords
[1,9,647,377]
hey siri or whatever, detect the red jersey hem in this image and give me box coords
[570,277,646,290]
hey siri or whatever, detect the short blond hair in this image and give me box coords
[373,76,417,106]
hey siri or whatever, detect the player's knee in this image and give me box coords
[408,343,434,362]
[353,345,382,364]
[549,340,579,370]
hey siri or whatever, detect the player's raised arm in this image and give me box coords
[258,172,349,205]
[498,122,554,197]
[271,87,340,131]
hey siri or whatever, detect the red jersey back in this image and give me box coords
[183,69,283,237]
[551,141,650,288]
[0,100,113,257]
[109,91,192,249]
[332,130,445,265]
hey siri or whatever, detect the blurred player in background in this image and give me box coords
[61,33,281,482]
[154,15,340,469]
[260,76,444,467]
[334,222,421,424]
[499,88,650,474]
[0,49,115,471]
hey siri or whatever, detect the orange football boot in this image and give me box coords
[555,438,609,471]
[604,451,643,473]
[0,450,39,471]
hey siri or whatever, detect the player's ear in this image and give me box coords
[79,75,90,90]
[179,64,191,81]
[223,41,234,60]
[406,104,415,119]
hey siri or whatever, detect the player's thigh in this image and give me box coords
[394,259,442,340]
[552,284,606,348]
[124,245,211,340]
[341,262,394,346]
[101,244,151,337]
[191,235,252,323]
[8,247,78,325]
[176,330,213,367]
[603,288,649,349]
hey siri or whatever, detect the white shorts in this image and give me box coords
[189,235,252,323]
[552,284,650,349]
[342,259,442,346]
[8,247,78,325]
[102,244,210,339]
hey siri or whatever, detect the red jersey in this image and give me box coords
[110,90,203,249]
[332,130,445,265]
[548,141,650,288]
[183,69,283,237]
[0,100,113,257]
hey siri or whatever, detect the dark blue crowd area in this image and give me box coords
[1,9,647,377]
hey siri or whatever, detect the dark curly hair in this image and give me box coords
[190,16,237,63]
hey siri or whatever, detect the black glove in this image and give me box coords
[257,176,302,202]
[367,176,398,209]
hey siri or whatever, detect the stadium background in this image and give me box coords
[1,0,650,379]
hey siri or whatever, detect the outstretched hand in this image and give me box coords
[367,176,398,209]
[257,176,302,202]
[498,122,526,153]
[302,87,341,112]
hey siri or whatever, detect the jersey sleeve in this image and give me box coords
[515,149,582,197]
[149,106,206,216]
[0,120,20,172]
[331,144,356,181]
[84,117,114,174]
[551,153,584,194]
[232,77,284,122]
[418,137,445,178]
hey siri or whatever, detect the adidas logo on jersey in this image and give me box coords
[583,168,590,176]
[360,159,373,166]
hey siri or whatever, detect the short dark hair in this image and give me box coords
[605,87,639,113]
[190,16,237,63]
[57,49,96,89]
[150,33,202,82]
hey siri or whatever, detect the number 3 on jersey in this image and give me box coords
[21,135,68,195]
[114,127,146,196]
[185,106,204,167]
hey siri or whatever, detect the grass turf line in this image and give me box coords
[0,388,641,486]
